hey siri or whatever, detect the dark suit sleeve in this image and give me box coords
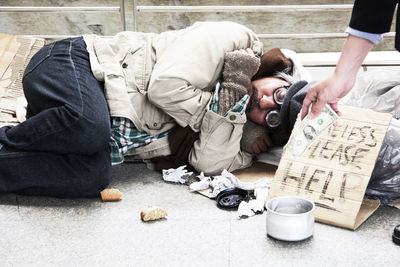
[349,0,397,33]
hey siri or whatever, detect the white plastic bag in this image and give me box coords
[341,70,400,203]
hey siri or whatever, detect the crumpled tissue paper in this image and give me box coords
[236,186,271,219]
[187,169,273,219]
[162,165,193,184]
[189,172,212,192]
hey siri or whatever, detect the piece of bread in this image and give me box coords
[140,206,168,221]
[100,188,123,201]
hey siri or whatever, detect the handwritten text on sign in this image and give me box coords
[269,105,391,228]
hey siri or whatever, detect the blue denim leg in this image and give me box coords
[0,37,110,154]
[0,37,111,197]
[0,145,111,198]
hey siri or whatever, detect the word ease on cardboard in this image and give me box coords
[309,125,377,170]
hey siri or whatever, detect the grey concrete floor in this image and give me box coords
[0,162,399,267]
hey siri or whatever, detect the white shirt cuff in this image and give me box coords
[345,26,383,45]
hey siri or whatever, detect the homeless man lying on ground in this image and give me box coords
[0,21,311,198]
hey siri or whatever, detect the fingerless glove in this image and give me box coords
[218,51,260,115]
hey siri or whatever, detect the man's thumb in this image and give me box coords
[309,101,325,119]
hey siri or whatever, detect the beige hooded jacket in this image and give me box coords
[83,21,264,174]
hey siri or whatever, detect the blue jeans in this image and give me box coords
[0,37,111,198]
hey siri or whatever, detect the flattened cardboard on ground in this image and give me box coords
[389,198,400,210]
[269,105,391,230]
[233,162,277,182]
[0,33,45,126]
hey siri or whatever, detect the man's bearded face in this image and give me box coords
[246,77,290,128]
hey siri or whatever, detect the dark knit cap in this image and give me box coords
[269,80,310,146]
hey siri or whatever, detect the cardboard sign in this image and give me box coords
[269,105,392,230]
[0,34,45,126]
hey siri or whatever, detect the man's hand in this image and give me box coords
[245,132,272,154]
[301,74,352,119]
[301,35,374,119]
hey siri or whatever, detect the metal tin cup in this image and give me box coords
[266,196,315,241]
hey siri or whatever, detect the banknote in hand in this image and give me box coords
[287,105,339,158]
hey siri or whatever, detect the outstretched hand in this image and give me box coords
[301,73,355,119]
[301,35,374,119]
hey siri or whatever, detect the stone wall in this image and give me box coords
[0,0,396,52]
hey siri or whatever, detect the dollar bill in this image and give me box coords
[287,104,339,158]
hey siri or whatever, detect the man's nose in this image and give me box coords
[259,95,276,109]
